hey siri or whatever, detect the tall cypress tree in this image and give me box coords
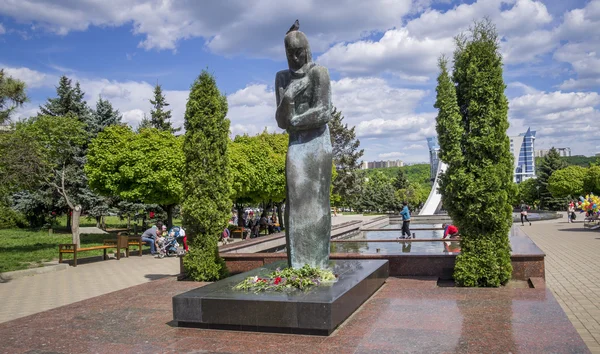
[328,107,364,206]
[537,147,568,210]
[436,20,513,287]
[149,84,179,133]
[181,71,230,281]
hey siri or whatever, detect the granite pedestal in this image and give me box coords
[173,259,388,335]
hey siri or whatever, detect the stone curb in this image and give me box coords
[0,263,69,282]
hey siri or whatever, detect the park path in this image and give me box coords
[0,254,180,323]
[520,215,600,353]
[0,214,378,324]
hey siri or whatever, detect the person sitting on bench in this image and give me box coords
[442,223,459,239]
[141,226,161,255]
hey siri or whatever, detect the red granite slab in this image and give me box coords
[0,276,588,353]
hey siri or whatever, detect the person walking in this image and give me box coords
[400,201,411,239]
[568,201,575,223]
[520,200,531,226]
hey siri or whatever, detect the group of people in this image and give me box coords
[141,221,188,256]
[226,210,282,240]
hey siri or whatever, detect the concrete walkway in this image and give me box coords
[0,254,180,323]
[519,215,600,353]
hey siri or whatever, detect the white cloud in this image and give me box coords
[507,82,540,95]
[332,77,429,126]
[0,0,413,55]
[510,91,600,117]
[318,28,454,78]
[2,65,57,88]
[378,151,406,159]
[502,30,557,64]
[553,1,600,90]
[405,143,425,150]
[226,84,279,137]
[318,0,555,78]
[509,90,600,150]
[0,23,5,34]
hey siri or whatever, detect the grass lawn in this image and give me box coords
[53,215,183,229]
[0,228,151,273]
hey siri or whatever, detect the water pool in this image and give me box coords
[331,223,461,254]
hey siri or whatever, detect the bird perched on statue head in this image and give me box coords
[287,19,299,34]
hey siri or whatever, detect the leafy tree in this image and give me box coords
[393,168,409,190]
[517,178,538,206]
[229,131,288,225]
[395,182,428,209]
[0,69,27,123]
[356,171,397,212]
[181,71,230,281]
[436,20,513,287]
[12,115,88,244]
[329,107,364,207]
[583,166,600,195]
[537,147,568,210]
[548,166,586,199]
[37,75,109,229]
[90,97,122,135]
[149,84,179,133]
[86,125,184,227]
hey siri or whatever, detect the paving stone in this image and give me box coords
[521,215,600,350]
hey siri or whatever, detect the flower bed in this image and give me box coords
[233,264,336,292]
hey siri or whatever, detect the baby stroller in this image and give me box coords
[157,226,186,258]
[157,235,180,258]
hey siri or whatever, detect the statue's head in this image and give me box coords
[284,30,312,72]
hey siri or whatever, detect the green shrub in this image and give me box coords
[0,204,27,229]
[183,238,228,281]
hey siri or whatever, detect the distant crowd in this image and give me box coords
[225,209,281,240]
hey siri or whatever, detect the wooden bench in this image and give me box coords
[231,227,246,239]
[58,234,129,267]
[118,233,147,256]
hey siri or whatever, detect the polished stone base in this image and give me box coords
[172,259,389,335]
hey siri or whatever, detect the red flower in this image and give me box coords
[261,278,268,283]
[274,276,282,285]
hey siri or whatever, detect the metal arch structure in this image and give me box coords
[419,160,447,215]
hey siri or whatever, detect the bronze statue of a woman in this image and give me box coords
[275,21,333,269]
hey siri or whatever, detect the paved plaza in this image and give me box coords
[519,215,600,352]
[0,215,376,324]
[0,214,598,352]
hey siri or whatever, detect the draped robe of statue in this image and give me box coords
[275,30,332,269]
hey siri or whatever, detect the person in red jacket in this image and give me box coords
[442,223,459,239]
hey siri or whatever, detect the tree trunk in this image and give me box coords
[66,212,71,231]
[101,215,106,230]
[237,204,244,227]
[72,205,82,248]
[96,216,101,228]
[127,215,131,230]
[166,204,174,229]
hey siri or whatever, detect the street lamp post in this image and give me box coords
[536,185,540,210]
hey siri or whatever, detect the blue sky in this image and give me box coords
[1,0,599,163]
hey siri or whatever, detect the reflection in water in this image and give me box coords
[443,241,461,253]
[402,242,411,253]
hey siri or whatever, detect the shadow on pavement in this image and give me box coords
[557,228,598,233]
[145,274,176,281]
